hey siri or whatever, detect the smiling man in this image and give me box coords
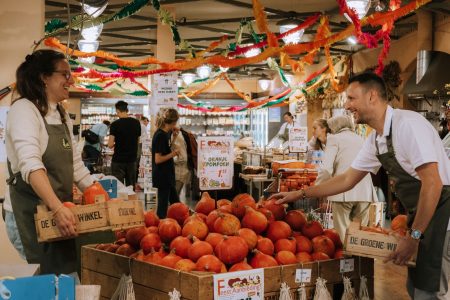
[270,72,450,299]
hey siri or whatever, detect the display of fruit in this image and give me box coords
[63,202,76,208]
[391,214,407,236]
[83,182,109,205]
[98,194,351,274]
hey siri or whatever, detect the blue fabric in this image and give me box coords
[85,123,108,151]
[4,210,26,260]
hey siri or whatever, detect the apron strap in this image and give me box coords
[6,160,19,186]
[375,119,395,155]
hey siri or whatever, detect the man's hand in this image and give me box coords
[384,236,419,266]
[54,206,77,237]
[268,191,302,205]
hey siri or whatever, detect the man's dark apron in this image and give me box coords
[376,123,450,292]
[7,117,76,275]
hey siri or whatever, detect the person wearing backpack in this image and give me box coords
[83,120,110,173]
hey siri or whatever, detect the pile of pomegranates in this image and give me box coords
[95,192,344,274]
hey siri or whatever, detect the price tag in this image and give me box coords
[340,258,355,273]
[295,269,312,283]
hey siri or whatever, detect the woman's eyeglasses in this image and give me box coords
[53,70,72,80]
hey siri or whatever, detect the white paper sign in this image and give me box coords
[150,72,178,114]
[0,107,9,162]
[340,258,355,273]
[295,269,312,283]
[213,269,264,300]
[289,127,307,153]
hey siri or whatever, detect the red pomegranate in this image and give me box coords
[284,210,306,231]
[205,233,224,249]
[215,236,249,265]
[206,210,223,232]
[262,199,286,220]
[214,213,241,235]
[167,203,190,225]
[391,214,407,235]
[323,229,343,249]
[183,213,207,226]
[296,252,313,263]
[274,238,296,254]
[182,218,209,240]
[174,259,196,272]
[143,248,167,264]
[217,199,231,207]
[334,248,344,259]
[266,221,292,242]
[114,230,127,241]
[241,206,268,234]
[275,250,298,265]
[188,238,214,262]
[160,250,183,269]
[115,244,136,257]
[144,210,159,227]
[170,236,192,258]
[105,244,120,253]
[140,233,162,254]
[250,250,278,268]
[237,228,258,250]
[232,194,256,219]
[256,237,275,256]
[311,252,330,261]
[147,226,159,234]
[125,227,148,249]
[195,255,222,273]
[258,207,276,222]
[312,235,335,258]
[301,220,324,239]
[219,204,233,214]
[229,259,253,272]
[158,218,182,243]
[115,238,126,246]
[294,235,313,253]
[195,192,216,215]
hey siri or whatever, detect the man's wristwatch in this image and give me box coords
[410,229,424,240]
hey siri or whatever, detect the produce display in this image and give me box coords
[279,172,318,193]
[95,192,344,273]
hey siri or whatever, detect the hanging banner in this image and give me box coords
[213,268,264,300]
[289,127,308,153]
[150,71,178,114]
[0,107,9,162]
[198,136,234,190]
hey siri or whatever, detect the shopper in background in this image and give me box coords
[136,116,150,187]
[140,116,149,140]
[5,49,96,274]
[152,108,180,218]
[108,100,141,188]
[271,72,450,299]
[276,112,296,142]
[316,115,378,239]
[308,118,331,150]
[83,119,110,173]
[173,127,196,197]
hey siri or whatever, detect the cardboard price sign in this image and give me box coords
[213,269,264,300]
[150,72,178,113]
[295,269,312,283]
[289,127,308,153]
[198,137,234,190]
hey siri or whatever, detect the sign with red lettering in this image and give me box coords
[213,269,264,300]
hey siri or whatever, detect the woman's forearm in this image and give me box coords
[29,169,63,211]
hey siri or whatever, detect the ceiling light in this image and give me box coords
[280,21,305,44]
[81,23,103,41]
[177,79,183,88]
[78,40,99,53]
[196,65,211,79]
[82,2,108,18]
[343,0,371,22]
[347,36,358,45]
[258,78,271,91]
[243,44,261,58]
[181,72,196,86]
[79,57,96,64]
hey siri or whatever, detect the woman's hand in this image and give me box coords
[53,205,77,237]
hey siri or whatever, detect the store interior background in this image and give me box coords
[1,0,449,265]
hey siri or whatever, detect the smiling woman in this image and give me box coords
[3,49,100,275]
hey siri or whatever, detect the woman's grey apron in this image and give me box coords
[7,117,76,274]
[376,123,450,292]
[279,124,290,142]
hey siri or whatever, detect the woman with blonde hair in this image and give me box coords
[316,115,377,240]
[152,108,181,218]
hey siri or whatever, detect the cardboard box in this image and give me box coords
[35,200,145,242]
[81,246,374,300]
[344,221,416,265]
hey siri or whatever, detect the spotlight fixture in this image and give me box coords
[258,77,272,91]
[181,72,196,86]
[196,65,211,79]
[277,19,304,44]
[343,0,371,22]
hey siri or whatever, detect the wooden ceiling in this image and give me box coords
[45,0,450,76]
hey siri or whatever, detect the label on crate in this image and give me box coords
[295,269,312,283]
[213,269,264,300]
[340,258,355,273]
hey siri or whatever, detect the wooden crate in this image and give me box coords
[82,246,374,300]
[35,200,144,242]
[368,202,385,227]
[344,221,416,265]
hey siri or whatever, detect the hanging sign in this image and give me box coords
[150,72,178,114]
[213,269,264,300]
[198,136,234,190]
[289,127,308,153]
[0,107,9,162]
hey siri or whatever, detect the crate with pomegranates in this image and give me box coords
[35,182,145,242]
[344,215,416,265]
[82,192,374,299]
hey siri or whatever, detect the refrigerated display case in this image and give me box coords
[250,108,268,148]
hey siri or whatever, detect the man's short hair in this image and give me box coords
[115,100,128,112]
[103,120,111,126]
[348,72,388,101]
